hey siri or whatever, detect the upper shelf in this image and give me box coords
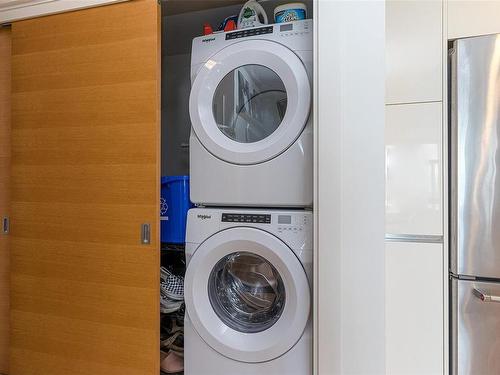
[162,0,244,16]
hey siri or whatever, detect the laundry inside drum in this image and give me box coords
[208,251,286,333]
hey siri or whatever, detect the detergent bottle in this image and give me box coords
[237,0,268,29]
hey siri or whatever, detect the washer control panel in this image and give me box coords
[216,210,313,249]
[222,213,271,224]
[276,214,308,234]
[221,212,309,234]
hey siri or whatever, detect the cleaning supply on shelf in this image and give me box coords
[203,23,214,35]
[217,15,239,31]
[224,19,237,32]
[237,0,268,29]
[274,3,307,23]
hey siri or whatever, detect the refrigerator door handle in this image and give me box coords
[473,288,500,303]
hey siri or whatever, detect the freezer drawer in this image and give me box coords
[451,278,500,375]
[450,34,500,278]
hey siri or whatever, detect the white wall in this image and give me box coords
[315,1,385,374]
[161,53,191,176]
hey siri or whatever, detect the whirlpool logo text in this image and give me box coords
[197,214,212,220]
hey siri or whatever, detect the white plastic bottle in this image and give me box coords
[237,0,268,29]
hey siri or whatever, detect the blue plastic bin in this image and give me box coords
[160,176,193,244]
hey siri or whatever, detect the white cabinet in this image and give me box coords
[385,102,442,235]
[386,242,444,375]
[386,0,442,104]
[448,1,500,39]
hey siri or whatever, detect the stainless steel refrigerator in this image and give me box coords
[450,33,500,375]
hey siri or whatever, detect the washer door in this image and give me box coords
[189,40,311,165]
[185,227,310,363]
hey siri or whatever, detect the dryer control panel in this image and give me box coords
[226,26,273,40]
[191,19,312,74]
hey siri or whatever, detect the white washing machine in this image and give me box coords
[189,20,313,207]
[184,208,312,375]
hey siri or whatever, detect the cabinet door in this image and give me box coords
[386,0,442,104]
[0,27,11,375]
[385,242,444,375]
[385,102,442,235]
[448,1,500,39]
[10,2,160,375]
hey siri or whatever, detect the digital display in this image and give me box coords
[280,24,293,32]
[278,215,292,224]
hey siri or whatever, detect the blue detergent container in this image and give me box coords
[160,176,193,244]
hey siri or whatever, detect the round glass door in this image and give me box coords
[213,65,287,144]
[208,251,286,333]
[189,40,311,165]
[184,227,311,363]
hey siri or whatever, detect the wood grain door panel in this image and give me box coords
[0,26,11,375]
[10,1,160,374]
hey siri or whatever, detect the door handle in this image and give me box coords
[473,288,500,303]
[2,217,9,234]
[141,223,151,245]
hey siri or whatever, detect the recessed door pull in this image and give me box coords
[141,223,151,245]
[2,217,9,234]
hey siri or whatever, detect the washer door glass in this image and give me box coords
[184,227,311,363]
[208,251,286,333]
[212,65,287,144]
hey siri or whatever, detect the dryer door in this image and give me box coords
[184,227,310,363]
[189,40,311,165]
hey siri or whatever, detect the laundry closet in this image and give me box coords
[0,0,314,374]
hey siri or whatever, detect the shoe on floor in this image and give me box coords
[160,350,184,374]
[160,295,183,314]
[160,266,184,301]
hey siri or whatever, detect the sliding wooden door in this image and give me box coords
[9,1,160,374]
[0,26,11,375]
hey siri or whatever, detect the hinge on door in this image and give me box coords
[2,217,9,234]
[141,223,151,245]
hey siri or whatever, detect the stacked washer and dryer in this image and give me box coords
[185,19,313,375]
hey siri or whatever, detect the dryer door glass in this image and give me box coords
[189,40,311,165]
[208,251,286,333]
[212,64,287,143]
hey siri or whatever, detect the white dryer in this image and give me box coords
[184,208,312,375]
[189,20,313,207]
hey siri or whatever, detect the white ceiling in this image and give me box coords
[0,0,54,11]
